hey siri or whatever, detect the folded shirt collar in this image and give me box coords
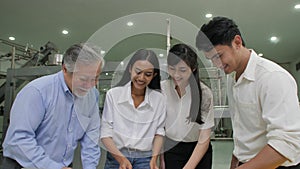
[117,82,152,108]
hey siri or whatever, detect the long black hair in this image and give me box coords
[115,49,161,91]
[168,43,203,124]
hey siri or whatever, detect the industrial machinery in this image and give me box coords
[0,39,60,144]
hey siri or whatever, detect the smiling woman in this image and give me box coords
[161,43,214,169]
[130,60,156,105]
[100,49,166,169]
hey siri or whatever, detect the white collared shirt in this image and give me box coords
[100,82,166,151]
[227,50,300,166]
[161,80,214,142]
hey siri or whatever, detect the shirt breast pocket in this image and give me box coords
[236,101,263,129]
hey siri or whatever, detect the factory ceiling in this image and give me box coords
[0,0,300,67]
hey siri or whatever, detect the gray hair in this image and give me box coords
[63,43,105,72]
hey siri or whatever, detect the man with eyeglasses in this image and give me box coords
[2,43,105,169]
[196,16,300,169]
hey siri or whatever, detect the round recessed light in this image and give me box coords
[295,4,300,9]
[127,21,134,26]
[205,13,213,18]
[270,36,277,41]
[159,53,164,57]
[270,36,279,43]
[258,53,264,57]
[105,73,108,76]
[101,50,106,54]
[9,36,15,41]
[62,30,69,35]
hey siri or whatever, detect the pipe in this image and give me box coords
[11,46,15,69]
[0,38,38,53]
[166,18,171,56]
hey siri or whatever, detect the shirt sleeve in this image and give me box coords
[260,71,300,162]
[3,86,63,169]
[155,94,166,136]
[199,83,215,129]
[100,90,114,138]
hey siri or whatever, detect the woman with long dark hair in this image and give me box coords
[161,43,214,169]
[101,49,166,169]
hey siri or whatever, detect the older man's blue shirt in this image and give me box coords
[3,71,101,169]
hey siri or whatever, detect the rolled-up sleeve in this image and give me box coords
[200,83,214,129]
[155,95,166,136]
[261,72,300,163]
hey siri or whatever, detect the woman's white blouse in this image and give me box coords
[161,80,214,142]
[100,82,166,151]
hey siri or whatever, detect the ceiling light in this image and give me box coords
[9,36,15,41]
[295,4,300,9]
[159,53,164,57]
[62,30,69,35]
[127,22,134,26]
[258,53,263,57]
[105,73,109,76]
[270,36,277,41]
[100,50,106,54]
[205,13,213,18]
[270,36,279,43]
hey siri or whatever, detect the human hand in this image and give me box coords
[150,158,159,169]
[118,156,132,169]
[62,167,72,169]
